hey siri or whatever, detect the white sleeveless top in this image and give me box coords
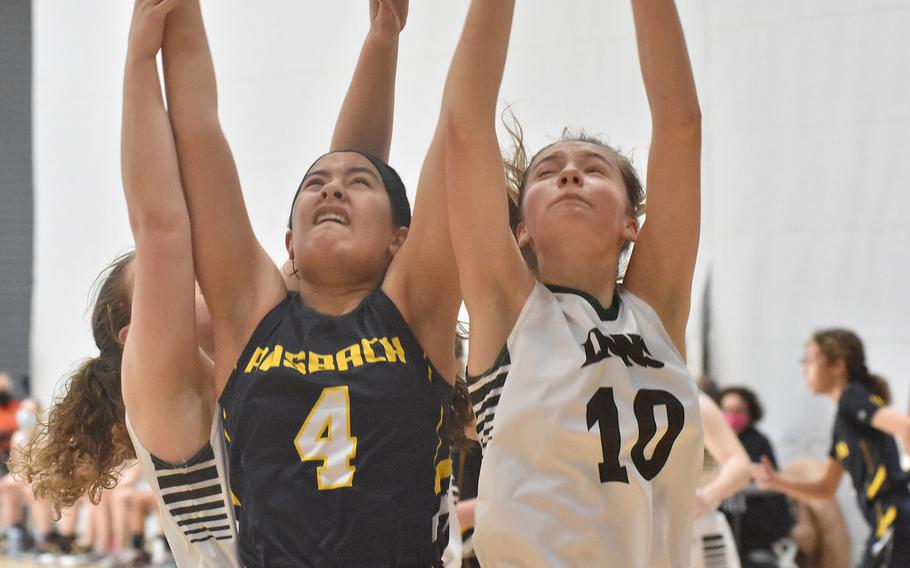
[126,407,241,568]
[468,283,703,568]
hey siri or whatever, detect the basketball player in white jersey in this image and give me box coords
[442,0,704,566]
[692,393,752,568]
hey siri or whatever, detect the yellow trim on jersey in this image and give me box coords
[431,405,450,494]
[835,441,850,460]
[866,465,888,500]
[434,407,444,458]
[224,429,231,443]
[870,395,885,407]
[435,458,453,495]
[231,492,242,507]
[876,505,897,538]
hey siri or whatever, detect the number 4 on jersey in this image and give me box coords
[294,386,358,490]
[586,388,685,483]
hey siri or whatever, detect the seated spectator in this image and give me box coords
[719,386,794,567]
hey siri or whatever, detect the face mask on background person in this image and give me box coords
[724,411,750,434]
[0,390,11,407]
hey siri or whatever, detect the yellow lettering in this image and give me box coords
[245,347,270,373]
[361,338,386,363]
[260,344,285,371]
[309,352,336,373]
[283,350,308,375]
[380,337,406,363]
[336,344,364,371]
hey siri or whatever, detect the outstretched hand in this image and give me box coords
[370,0,408,37]
[128,0,181,58]
[751,455,777,490]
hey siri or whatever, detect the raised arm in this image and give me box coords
[162,0,286,387]
[695,394,751,517]
[330,0,408,160]
[120,0,213,463]
[441,0,533,375]
[622,0,702,356]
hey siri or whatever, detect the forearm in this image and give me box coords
[161,0,219,133]
[442,0,515,128]
[702,455,751,505]
[121,54,188,236]
[331,30,400,160]
[631,0,700,128]
[770,474,836,503]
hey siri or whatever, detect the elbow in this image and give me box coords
[168,110,222,142]
[654,105,701,138]
[128,209,191,241]
[442,106,469,139]
[732,455,752,492]
[442,108,488,152]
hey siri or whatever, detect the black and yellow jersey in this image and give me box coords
[829,384,910,533]
[220,290,453,568]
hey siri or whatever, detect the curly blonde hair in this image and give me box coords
[10,252,136,517]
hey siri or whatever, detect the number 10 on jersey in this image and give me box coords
[587,387,685,483]
[294,386,358,490]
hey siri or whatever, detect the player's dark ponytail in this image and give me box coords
[812,328,891,404]
[446,331,474,449]
[449,377,474,449]
[10,252,136,517]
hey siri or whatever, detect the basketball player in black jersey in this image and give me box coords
[161,1,462,566]
[15,0,415,560]
[754,329,910,568]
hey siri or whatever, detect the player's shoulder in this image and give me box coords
[838,383,884,423]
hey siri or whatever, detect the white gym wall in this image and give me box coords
[31,0,910,558]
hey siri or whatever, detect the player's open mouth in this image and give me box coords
[313,208,350,225]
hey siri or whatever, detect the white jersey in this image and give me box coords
[468,283,703,568]
[692,449,741,568]
[126,408,240,568]
[691,512,740,568]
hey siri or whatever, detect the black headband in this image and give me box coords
[288,150,411,229]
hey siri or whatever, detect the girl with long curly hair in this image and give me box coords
[13,0,418,565]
